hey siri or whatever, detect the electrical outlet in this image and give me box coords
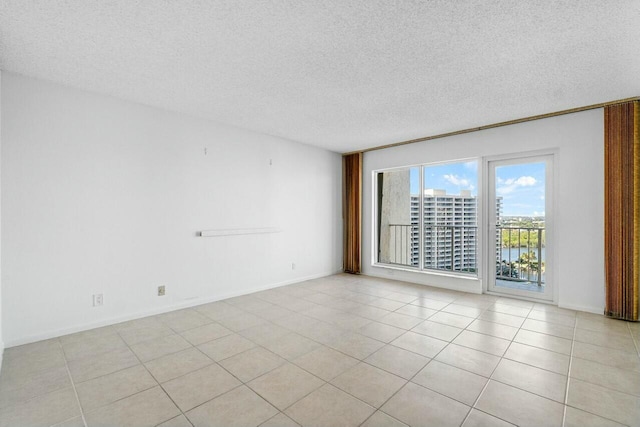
[291,263,296,270]
[158,285,166,296]
[93,294,103,307]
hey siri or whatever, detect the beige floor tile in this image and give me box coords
[197,333,256,361]
[394,304,437,319]
[442,304,483,318]
[451,296,495,310]
[453,330,510,357]
[0,387,80,427]
[513,329,572,355]
[382,382,470,427]
[412,360,488,406]
[521,318,574,340]
[157,414,193,427]
[478,311,525,328]
[262,332,321,360]
[568,378,640,426]
[194,301,245,321]
[531,304,576,317]
[168,310,213,330]
[385,292,418,304]
[503,342,569,375]
[253,305,295,321]
[59,326,118,346]
[293,346,359,381]
[495,298,534,309]
[273,313,321,333]
[239,322,291,346]
[527,309,576,327]
[117,321,175,346]
[361,411,408,427]
[364,345,429,380]
[0,365,71,409]
[260,412,300,427]
[180,322,233,346]
[304,305,343,323]
[162,363,241,411]
[462,409,514,427]
[1,340,66,380]
[466,319,518,341]
[61,333,128,361]
[411,320,462,342]
[113,315,164,332]
[563,406,626,427]
[391,331,447,358]
[325,312,372,331]
[358,322,406,343]
[367,298,406,311]
[331,362,406,408]
[574,327,636,352]
[348,304,392,321]
[285,383,375,427]
[570,357,640,396]
[429,311,475,328]
[67,347,140,383]
[298,321,346,345]
[572,341,640,372]
[575,316,630,335]
[491,359,566,402]
[217,312,267,332]
[435,344,500,377]
[219,347,286,382]
[186,386,278,427]
[411,297,449,310]
[378,312,423,330]
[130,333,192,362]
[76,364,157,411]
[144,347,213,383]
[488,302,531,317]
[248,363,324,410]
[52,416,86,427]
[475,380,564,427]
[329,332,386,359]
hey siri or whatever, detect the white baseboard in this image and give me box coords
[0,341,5,375]
[5,271,338,348]
[558,303,604,315]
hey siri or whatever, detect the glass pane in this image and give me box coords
[423,161,478,273]
[494,162,546,292]
[376,168,419,267]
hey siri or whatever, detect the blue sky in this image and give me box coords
[495,162,545,216]
[409,160,545,216]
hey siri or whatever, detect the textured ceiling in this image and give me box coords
[1,1,639,153]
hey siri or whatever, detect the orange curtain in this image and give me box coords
[343,153,362,274]
[604,101,639,321]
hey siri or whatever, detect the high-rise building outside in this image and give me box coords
[407,190,502,272]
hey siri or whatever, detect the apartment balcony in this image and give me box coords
[496,226,545,292]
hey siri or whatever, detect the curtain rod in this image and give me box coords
[343,96,640,155]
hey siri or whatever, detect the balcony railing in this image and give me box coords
[496,226,545,286]
[387,225,477,273]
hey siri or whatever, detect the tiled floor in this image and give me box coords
[1,274,639,427]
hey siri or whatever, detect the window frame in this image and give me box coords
[372,158,482,279]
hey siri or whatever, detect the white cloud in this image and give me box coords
[443,174,474,189]
[497,175,537,195]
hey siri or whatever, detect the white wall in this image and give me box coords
[363,109,605,313]
[0,71,4,370]
[1,73,343,346]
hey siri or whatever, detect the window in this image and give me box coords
[375,160,478,275]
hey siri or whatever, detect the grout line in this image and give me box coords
[561,320,577,427]
[5,276,637,427]
[59,339,88,427]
